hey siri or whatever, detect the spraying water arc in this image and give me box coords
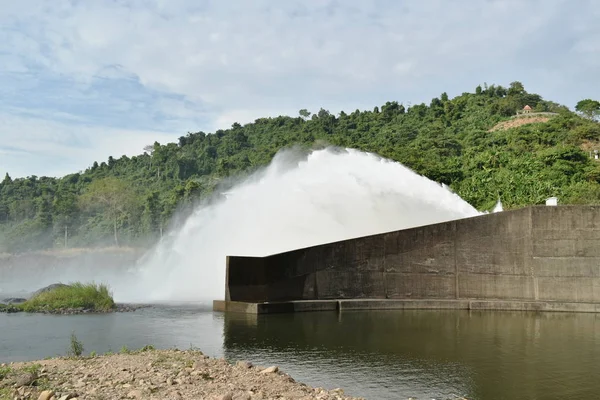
[115,147,481,303]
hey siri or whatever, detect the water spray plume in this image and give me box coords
[120,147,480,303]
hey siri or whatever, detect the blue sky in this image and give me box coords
[1,0,599,178]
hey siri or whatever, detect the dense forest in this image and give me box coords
[1,82,599,253]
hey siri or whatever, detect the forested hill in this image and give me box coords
[1,81,600,253]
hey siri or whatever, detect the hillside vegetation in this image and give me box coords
[1,81,600,252]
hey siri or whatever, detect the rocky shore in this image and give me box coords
[0,303,147,315]
[0,349,363,400]
[0,283,144,315]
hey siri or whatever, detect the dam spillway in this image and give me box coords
[214,205,600,314]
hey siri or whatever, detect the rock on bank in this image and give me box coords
[1,349,363,400]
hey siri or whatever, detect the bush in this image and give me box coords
[21,282,115,312]
[68,332,84,357]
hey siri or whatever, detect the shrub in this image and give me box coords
[68,332,84,357]
[21,282,115,312]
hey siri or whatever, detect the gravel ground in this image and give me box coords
[0,349,364,400]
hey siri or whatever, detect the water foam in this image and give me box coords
[118,147,480,303]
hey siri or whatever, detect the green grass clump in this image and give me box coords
[68,332,84,357]
[21,282,115,312]
[0,366,12,380]
[0,387,12,400]
[20,364,42,375]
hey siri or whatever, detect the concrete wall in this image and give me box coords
[226,206,600,304]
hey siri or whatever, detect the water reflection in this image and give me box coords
[3,308,600,399]
[222,310,600,400]
[0,304,225,362]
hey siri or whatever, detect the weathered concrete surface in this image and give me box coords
[219,206,600,313]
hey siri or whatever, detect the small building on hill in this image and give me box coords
[522,105,533,114]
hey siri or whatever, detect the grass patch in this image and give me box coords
[21,282,115,312]
[20,364,42,375]
[0,388,12,400]
[0,366,12,380]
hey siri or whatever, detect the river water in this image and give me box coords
[1,306,599,400]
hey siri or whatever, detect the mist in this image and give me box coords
[111,147,480,303]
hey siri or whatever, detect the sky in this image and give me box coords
[0,0,599,179]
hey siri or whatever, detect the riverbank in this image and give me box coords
[0,303,144,314]
[0,349,362,400]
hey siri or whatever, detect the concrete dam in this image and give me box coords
[214,205,600,314]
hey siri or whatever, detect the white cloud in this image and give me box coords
[0,113,177,178]
[0,0,599,177]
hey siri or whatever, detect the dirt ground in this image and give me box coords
[488,116,552,132]
[1,349,364,400]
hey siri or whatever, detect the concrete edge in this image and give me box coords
[213,299,600,314]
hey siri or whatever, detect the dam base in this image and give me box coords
[213,299,600,314]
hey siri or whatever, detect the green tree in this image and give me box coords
[2,173,12,185]
[143,191,162,237]
[299,109,311,119]
[80,177,136,247]
[53,192,78,248]
[508,81,525,96]
[575,99,600,120]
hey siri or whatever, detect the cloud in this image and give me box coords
[0,0,599,177]
[0,112,176,178]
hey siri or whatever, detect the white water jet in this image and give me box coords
[493,198,504,213]
[117,147,481,303]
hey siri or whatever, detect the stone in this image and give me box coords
[236,361,253,369]
[57,394,78,400]
[233,394,251,400]
[260,366,278,374]
[14,372,37,387]
[37,391,55,400]
[1,297,26,304]
[166,377,174,385]
[127,389,143,399]
[217,394,233,400]
[32,284,70,298]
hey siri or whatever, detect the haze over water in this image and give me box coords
[123,147,480,303]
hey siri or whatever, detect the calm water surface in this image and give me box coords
[1,306,599,400]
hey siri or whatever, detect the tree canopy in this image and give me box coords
[576,99,600,121]
[1,82,599,253]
